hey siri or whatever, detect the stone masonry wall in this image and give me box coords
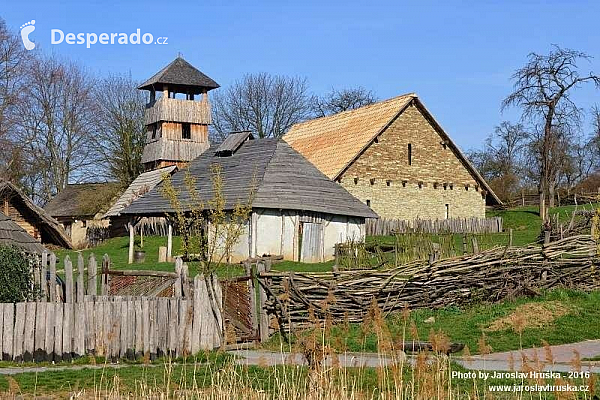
[339,102,486,220]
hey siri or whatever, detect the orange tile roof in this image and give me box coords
[283,93,416,179]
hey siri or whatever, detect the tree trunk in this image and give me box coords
[548,183,556,208]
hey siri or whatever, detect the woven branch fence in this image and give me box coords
[366,217,503,236]
[260,235,600,328]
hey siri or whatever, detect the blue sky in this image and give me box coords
[3,0,600,151]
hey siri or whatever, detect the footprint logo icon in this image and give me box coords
[20,20,36,50]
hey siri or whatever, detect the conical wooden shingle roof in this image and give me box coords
[138,57,219,93]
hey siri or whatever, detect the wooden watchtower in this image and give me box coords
[138,57,219,171]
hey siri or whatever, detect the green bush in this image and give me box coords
[0,245,36,302]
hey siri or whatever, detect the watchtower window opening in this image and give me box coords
[182,123,191,139]
[366,199,371,207]
[445,204,449,219]
[408,143,412,165]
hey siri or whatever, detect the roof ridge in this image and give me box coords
[290,92,417,127]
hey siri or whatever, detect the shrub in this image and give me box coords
[0,245,36,302]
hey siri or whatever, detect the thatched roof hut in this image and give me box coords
[0,211,46,253]
[0,180,72,248]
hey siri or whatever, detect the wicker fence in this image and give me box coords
[261,235,600,329]
[366,217,503,236]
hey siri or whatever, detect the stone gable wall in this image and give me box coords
[339,103,485,219]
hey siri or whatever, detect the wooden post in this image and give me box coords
[34,302,46,362]
[128,222,135,264]
[182,263,191,299]
[64,255,74,303]
[544,231,551,245]
[101,254,110,295]
[41,252,48,300]
[49,253,57,302]
[2,303,14,361]
[158,246,168,263]
[13,302,26,362]
[508,229,513,247]
[211,274,223,348]
[245,262,258,340]
[472,237,479,254]
[192,276,201,354]
[88,254,97,296]
[44,303,55,361]
[174,258,183,298]
[23,302,36,361]
[142,299,150,358]
[62,302,73,361]
[54,303,64,361]
[77,253,85,302]
[257,261,269,343]
[167,222,173,262]
[198,276,212,350]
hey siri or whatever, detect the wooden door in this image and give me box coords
[301,223,323,263]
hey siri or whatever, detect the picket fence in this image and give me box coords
[366,216,503,236]
[1,252,225,361]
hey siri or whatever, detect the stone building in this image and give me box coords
[284,94,501,220]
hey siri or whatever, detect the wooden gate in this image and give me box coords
[221,277,258,343]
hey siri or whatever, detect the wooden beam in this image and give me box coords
[128,222,134,264]
[167,222,173,261]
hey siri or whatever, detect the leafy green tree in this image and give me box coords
[0,245,36,302]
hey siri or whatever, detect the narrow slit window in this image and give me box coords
[182,123,191,139]
[408,143,412,165]
[366,199,371,207]
[445,204,449,219]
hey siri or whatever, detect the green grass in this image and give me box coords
[488,202,599,247]
[0,355,596,397]
[53,236,245,278]
[52,203,599,277]
[266,289,600,355]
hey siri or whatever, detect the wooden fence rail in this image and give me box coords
[366,216,503,236]
[0,275,223,362]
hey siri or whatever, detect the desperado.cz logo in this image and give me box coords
[19,20,168,50]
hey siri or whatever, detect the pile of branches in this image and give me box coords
[544,209,597,242]
[260,235,600,328]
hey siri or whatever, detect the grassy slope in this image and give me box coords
[267,289,600,354]
[54,203,598,274]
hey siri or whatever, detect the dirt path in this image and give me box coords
[455,339,600,373]
[1,340,599,375]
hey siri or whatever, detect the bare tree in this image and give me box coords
[467,121,529,200]
[211,72,311,140]
[0,18,31,182]
[311,87,376,117]
[502,45,600,221]
[92,74,146,186]
[591,105,600,170]
[15,56,98,203]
